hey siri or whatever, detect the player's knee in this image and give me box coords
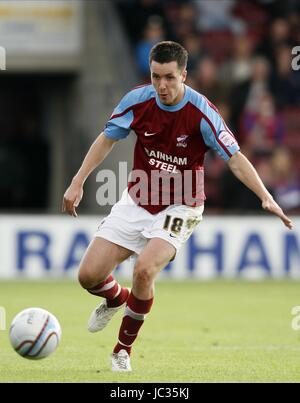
[78,270,91,289]
[78,268,100,290]
[133,260,156,287]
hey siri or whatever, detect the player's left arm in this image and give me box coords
[228,151,293,230]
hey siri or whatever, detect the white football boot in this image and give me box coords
[111,349,132,372]
[88,297,127,333]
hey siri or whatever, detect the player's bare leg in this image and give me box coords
[132,238,176,299]
[78,237,133,288]
[78,237,133,332]
[111,238,175,371]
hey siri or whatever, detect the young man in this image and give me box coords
[62,41,293,372]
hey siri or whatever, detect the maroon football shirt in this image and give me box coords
[104,84,239,214]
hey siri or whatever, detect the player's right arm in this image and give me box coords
[62,132,117,217]
[228,151,293,229]
[198,95,293,230]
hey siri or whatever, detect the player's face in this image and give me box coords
[150,61,187,106]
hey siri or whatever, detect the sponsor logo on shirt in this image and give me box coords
[144,147,188,173]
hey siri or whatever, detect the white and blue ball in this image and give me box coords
[9,308,61,360]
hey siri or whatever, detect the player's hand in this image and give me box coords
[262,197,293,230]
[62,180,83,217]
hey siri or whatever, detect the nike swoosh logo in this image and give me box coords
[169,234,177,238]
[144,131,157,136]
[124,330,138,337]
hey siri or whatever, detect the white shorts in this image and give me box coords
[95,188,204,255]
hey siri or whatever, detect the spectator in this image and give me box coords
[220,34,254,85]
[256,18,293,64]
[171,3,197,40]
[270,148,300,212]
[240,93,284,156]
[182,33,203,75]
[116,0,165,43]
[135,16,165,79]
[194,57,229,104]
[243,57,271,113]
[270,45,300,107]
[230,56,271,133]
[193,0,246,33]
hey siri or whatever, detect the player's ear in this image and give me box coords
[182,69,187,83]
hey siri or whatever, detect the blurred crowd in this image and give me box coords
[116,0,300,214]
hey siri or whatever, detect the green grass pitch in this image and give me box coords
[0,280,300,383]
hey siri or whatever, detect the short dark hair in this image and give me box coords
[149,41,188,71]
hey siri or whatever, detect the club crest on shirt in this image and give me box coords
[176,134,189,148]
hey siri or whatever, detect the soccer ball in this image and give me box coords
[9,308,62,360]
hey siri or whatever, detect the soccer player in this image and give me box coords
[62,41,293,372]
